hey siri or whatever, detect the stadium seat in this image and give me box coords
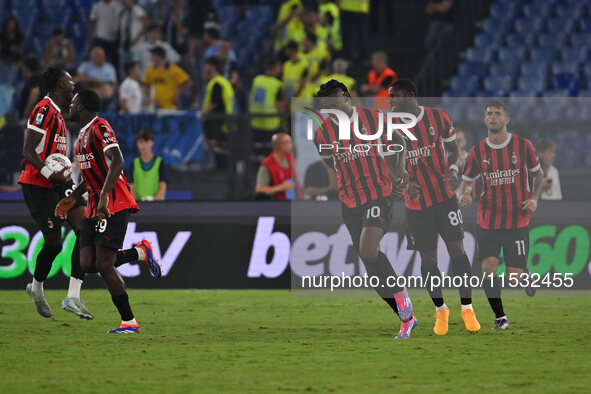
[514,18,544,34]
[458,61,488,79]
[521,4,552,19]
[509,90,538,98]
[473,32,503,48]
[466,47,494,62]
[546,18,575,34]
[536,33,567,48]
[529,47,557,62]
[568,33,588,48]
[482,17,511,33]
[490,2,518,19]
[579,17,591,33]
[450,75,479,93]
[517,75,546,92]
[498,47,527,62]
[489,62,519,76]
[505,33,535,47]
[552,73,580,96]
[561,48,588,63]
[520,62,549,77]
[484,75,513,93]
[552,62,579,74]
[542,89,572,97]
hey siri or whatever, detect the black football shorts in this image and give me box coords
[80,209,130,250]
[342,195,394,252]
[477,226,529,270]
[22,181,85,234]
[405,195,465,251]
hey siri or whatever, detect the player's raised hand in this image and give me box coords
[522,198,538,212]
[458,193,472,207]
[392,169,409,197]
[97,194,112,220]
[55,196,76,219]
[443,168,459,192]
[406,181,421,200]
[49,168,71,185]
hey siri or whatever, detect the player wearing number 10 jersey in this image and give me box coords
[459,100,544,330]
[389,79,480,335]
[313,79,417,339]
[56,90,141,334]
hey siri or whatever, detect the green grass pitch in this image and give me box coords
[1,289,590,393]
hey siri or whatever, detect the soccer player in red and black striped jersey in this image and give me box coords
[313,79,417,339]
[20,69,159,321]
[389,79,480,335]
[56,90,142,334]
[459,100,544,330]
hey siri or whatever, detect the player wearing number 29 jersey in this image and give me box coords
[75,116,139,219]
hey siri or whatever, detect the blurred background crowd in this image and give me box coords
[0,0,589,201]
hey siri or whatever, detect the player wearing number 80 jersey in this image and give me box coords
[459,100,544,330]
[389,79,480,335]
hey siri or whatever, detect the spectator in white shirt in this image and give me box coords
[86,0,122,68]
[119,61,144,114]
[119,0,150,70]
[134,24,180,75]
[536,138,563,200]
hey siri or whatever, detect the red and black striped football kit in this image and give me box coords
[392,106,457,210]
[312,106,393,209]
[75,116,139,219]
[18,96,68,188]
[463,133,540,230]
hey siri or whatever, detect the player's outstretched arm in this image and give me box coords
[522,168,543,212]
[458,178,473,206]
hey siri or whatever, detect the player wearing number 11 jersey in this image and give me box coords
[389,79,480,335]
[56,90,141,334]
[459,100,544,330]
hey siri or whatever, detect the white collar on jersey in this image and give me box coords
[44,96,61,113]
[399,106,424,124]
[79,116,99,134]
[486,132,512,149]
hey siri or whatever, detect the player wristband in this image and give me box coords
[40,166,53,179]
[448,164,459,173]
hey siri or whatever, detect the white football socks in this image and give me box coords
[32,278,44,294]
[135,246,146,262]
[461,304,473,312]
[122,318,138,325]
[67,277,83,299]
[436,304,448,311]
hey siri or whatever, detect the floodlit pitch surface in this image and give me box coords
[1,290,589,393]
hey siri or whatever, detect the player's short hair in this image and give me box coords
[205,27,220,39]
[372,51,389,64]
[204,56,222,73]
[136,130,155,142]
[39,67,66,96]
[305,31,317,44]
[51,27,63,36]
[77,89,101,113]
[285,40,298,52]
[148,23,160,32]
[265,57,280,71]
[23,56,40,73]
[124,60,138,75]
[316,79,349,97]
[485,100,510,116]
[535,138,556,152]
[390,79,418,97]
